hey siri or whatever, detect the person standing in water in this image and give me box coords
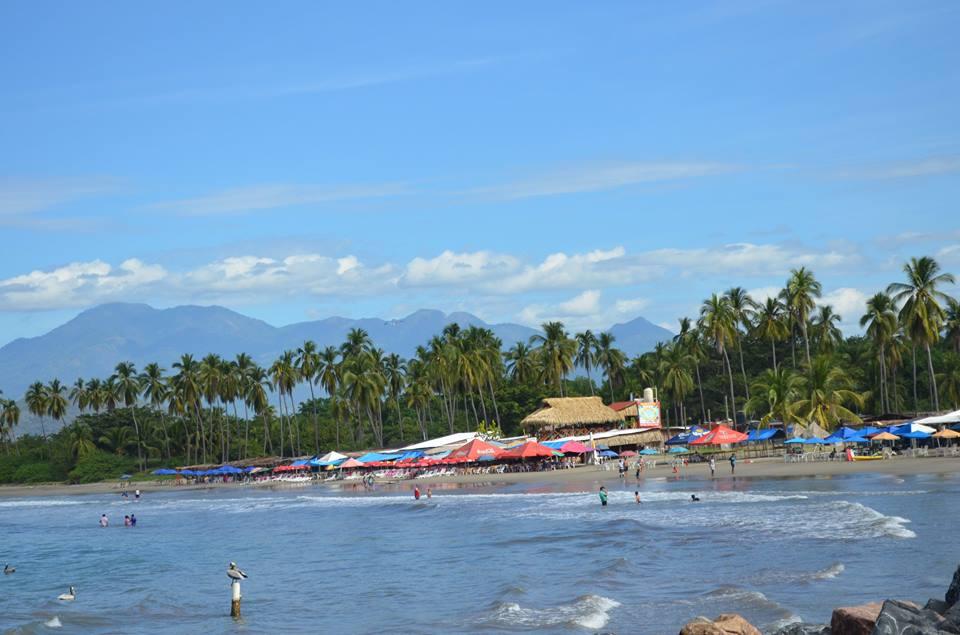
[634,491,642,504]
[729,453,736,475]
[124,515,131,527]
[709,456,716,478]
[130,514,137,527]
[599,486,608,507]
[99,514,108,527]
[413,486,421,500]
[426,487,432,499]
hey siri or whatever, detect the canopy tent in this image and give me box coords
[824,427,868,444]
[890,422,937,435]
[898,431,932,439]
[558,441,592,454]
[152,468,178,475]
[784,437,806,444]
[914,410,960,426]
[216,465,244,474]
[447,439,503,461]
[394,431,479,452]
[178,469,198,476]
[690,425,749,446]
[639,448,659,455]
[316,451,348,463]
[856,426,883,437]
[500,441,562,459]
[666,427,708,445]
[357,452,402,464]
[746,429,784,442]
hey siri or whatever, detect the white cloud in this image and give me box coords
[517,290,650,331]
[937,244,960,265]
[403,250,521,286]
[818,287,869,331]
[746,286,782,303]
[0,177,118,216]
[475,161,740,199]
[558,290,601,316]
[836,156,960,180]
[152,182,409,215]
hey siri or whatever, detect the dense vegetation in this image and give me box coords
[0,256,958,483]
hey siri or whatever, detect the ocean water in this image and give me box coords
[1,472,958,634]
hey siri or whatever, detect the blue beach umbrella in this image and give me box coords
[668,446,688,453]
[599,449,619,458]
[784,437,806,444]
[639,448,659,455]
[178,469,197,476]
[152,468,177,475]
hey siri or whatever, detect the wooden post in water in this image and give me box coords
[231,579,241,617]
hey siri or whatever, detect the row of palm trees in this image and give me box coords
[1,256,957,466]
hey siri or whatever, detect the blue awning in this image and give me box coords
[357,452,405,463]
[542,441,565,449]
[152,468,178,475]
[746,429,782,442]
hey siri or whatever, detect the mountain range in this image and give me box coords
[0,303,672,435]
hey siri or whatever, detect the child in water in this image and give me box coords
[598,486,608,506]
[634,491,641,504]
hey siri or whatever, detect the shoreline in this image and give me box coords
[1,455,957,498]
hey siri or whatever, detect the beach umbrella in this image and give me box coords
[932,429,960,439]
[178,469,197,476]
[639,448,659,455]
[598,449,619,458]
[668,446,688,453]
[447,438,504,461]
[558,441,592,454]
[784,437,806,444]
[871,432,900,442]
[619,450,637,457]
[804,438,826,445]
[338,458,364,469]
[500,441,559,459]
[690,425,749,446]
[898,431,932,439]
[152,468,177,475]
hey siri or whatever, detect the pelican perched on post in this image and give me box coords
[227,562,247,581]
[3,564,14,575]
[57,586,76,601]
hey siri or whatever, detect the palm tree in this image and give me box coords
[574,330,598,395]
[725,287,756,400]
[936,354,960,410]
[384,353,407,442]
[699,293,738,421]
[887,256,956,411]
[659,342,694,425]
[595,332,626,403]
[754,297,789,372]
[794,356,865,428]
[745,367,803,426]
[69,378,88,413]
[85,378,104,413]
[1,395,21,452]
[140,363,171,459]
[674,317,707,422]
[531,322,576,396]
[861,293,898,414]
[45,379,69,438]
[944,298,960,354]
[245,365,272,456]
[296,340,321,454]
[811,305,843,354]
[114,361,144,470]
[68,422,96,459]
[172,354,205,463]
[25,381,48,450]
[782,267,822,366]
[504,342,536,384]
[269,351,299,457]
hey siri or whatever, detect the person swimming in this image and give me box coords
[690,494,700,502]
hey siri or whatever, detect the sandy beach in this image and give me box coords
[2,455,957,498]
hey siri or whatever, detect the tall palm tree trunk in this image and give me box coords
[722,347,737,422]
[801,321,812,366]
[770,339,778,373]
[737,338,750,401]
[926,343,940,411]
[488,377,501,427]
[694,359,706,423]
[585,366,594,395]
[912,346,918,414]
[395,398,404,443]
[308,382,319,455]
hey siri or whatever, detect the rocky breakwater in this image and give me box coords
[678,563,960,635]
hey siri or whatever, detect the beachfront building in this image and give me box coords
[522,396,663,451]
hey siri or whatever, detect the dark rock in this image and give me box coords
[945,602,960,629]
[924,598,949,615]
[771,623,831,635]
[948,565,960,607]
[870,599,960,634]
[832,603,883,635]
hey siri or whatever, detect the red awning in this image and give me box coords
[500,441,557,459]
[689,425,749,445]
[446,439,504,461]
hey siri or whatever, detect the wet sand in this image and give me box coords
[1,455,957,498]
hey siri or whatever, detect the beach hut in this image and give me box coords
[523,396,624,430]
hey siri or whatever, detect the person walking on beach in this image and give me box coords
[729,453,736,475]
[599,486,608,507]
[99,514,108,527]
[413,486,421,500]
[709,457,716,478]
[635,461,641,480]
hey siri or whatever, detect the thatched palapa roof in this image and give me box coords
[522,397,624,428]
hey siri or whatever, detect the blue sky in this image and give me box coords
[1,1,958,346]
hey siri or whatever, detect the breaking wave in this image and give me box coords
[482,594,621,630]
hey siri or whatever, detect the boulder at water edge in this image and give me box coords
[771,623,831,635]
[947,565,960,608]
[870,599,960,634]
[831,603,883,635]
[679,613,762,635]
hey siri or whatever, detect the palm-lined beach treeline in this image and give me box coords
[1,256,958,484]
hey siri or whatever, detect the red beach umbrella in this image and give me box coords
[500,441,558,459]
[447,439,504,461]
[689,425,749,445]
